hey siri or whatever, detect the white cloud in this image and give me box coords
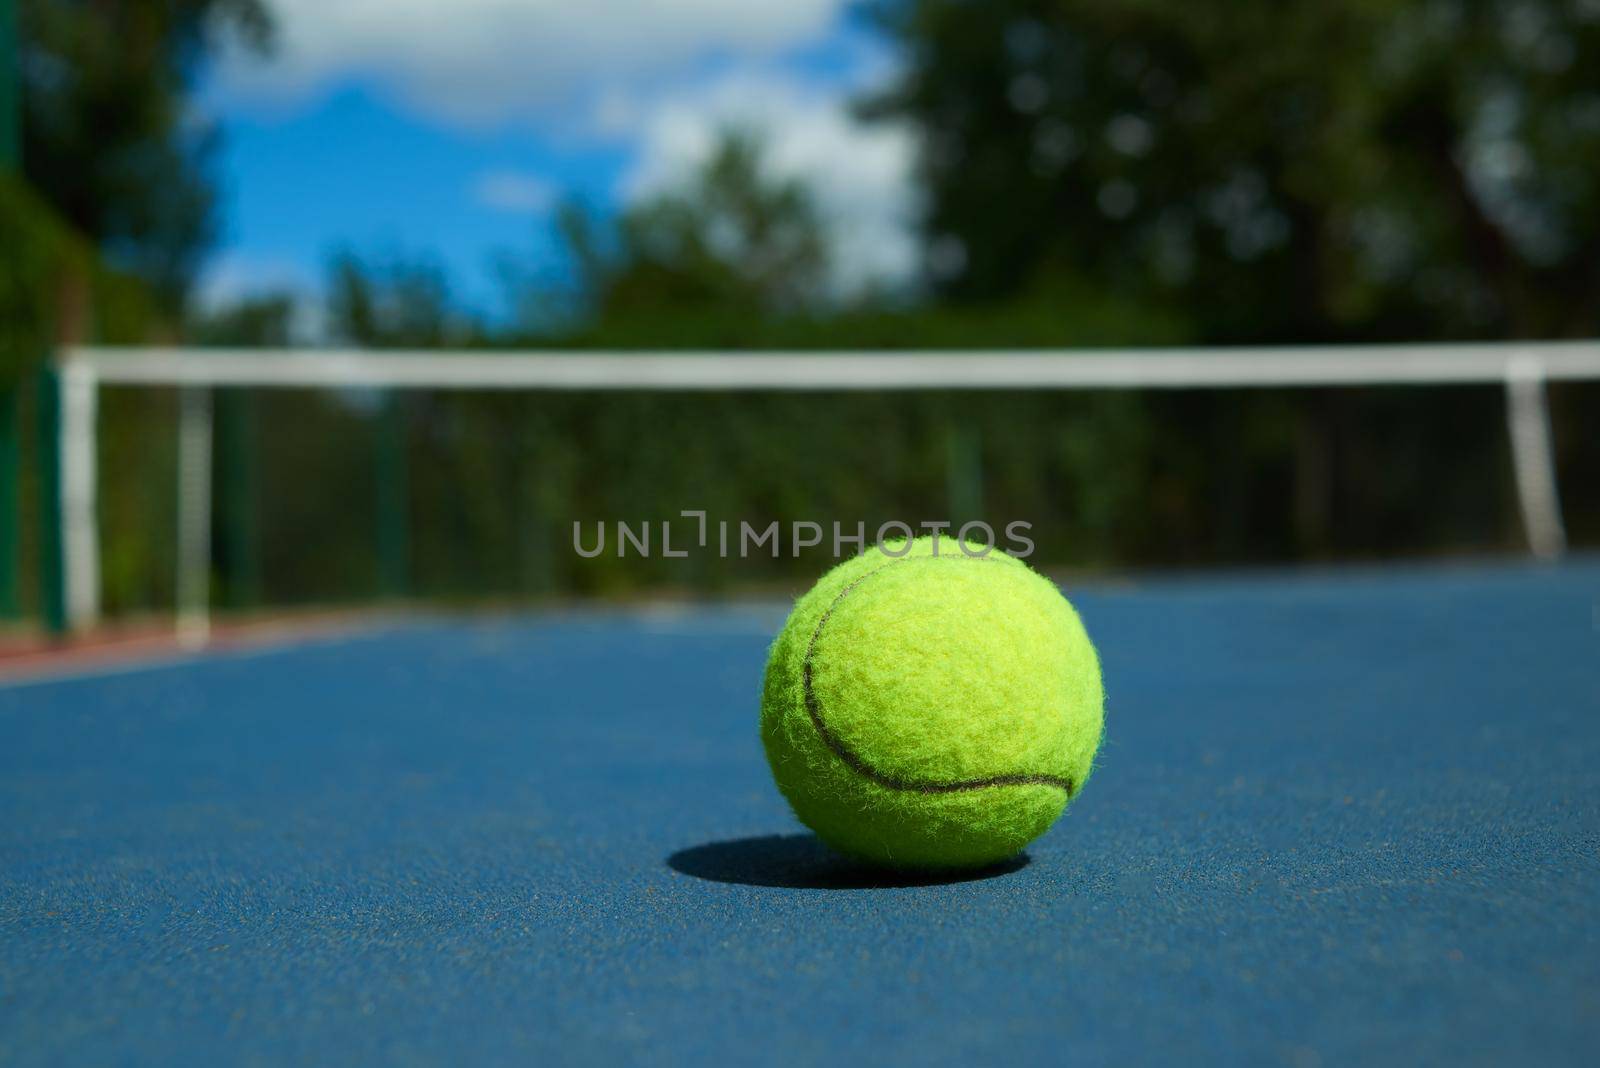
[223,0,845,125]
[616,72,921,297]
[473,170,557,214]
[191,251,325,341]
[193,250,312,309]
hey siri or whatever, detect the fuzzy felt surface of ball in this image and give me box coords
[760,537,1104,869]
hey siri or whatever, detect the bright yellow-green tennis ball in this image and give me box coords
[760,536,1104,870]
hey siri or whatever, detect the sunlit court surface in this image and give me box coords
[6,0,1600,1063]
[2,559,1596,1064]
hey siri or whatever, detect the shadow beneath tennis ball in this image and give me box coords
[667,833,1029,889]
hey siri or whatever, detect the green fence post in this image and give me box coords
[375,393,409,599]
[1,0,19,169]
[34,365,63,635]
[2,0,23,620]
[0,384,16,618]
[217,390,261,609]
[945,421,984,527]
[517,406,550,597]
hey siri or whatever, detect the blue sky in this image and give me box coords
[201,1,917,320]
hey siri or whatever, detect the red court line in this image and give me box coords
[0,611,392,685]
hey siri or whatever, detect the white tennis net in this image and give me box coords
[58,340,1600,641]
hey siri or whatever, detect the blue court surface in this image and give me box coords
[2,560,1597,1066]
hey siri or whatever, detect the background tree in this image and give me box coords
[18,0,273,309]
[188,292,295,346]
[560,132,829,323]
[865,0,1600,342]
[325,250,480,349]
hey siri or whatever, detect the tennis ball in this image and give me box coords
[761,536,1104,870]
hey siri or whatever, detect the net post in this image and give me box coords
[59,360,99,629]
[1504,354,1566,561]
[176,384,213,647]
[375,392,409,599]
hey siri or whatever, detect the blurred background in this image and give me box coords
[1,0,1597,632]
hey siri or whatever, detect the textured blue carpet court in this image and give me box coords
[1,560,1597,1065]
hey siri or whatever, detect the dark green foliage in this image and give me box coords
[1,174,166,622]
[0,175,66,383]
[17,0,273,309]
[327,250,484,349]
[865,0,1600,341]
[113,382,1558,614]
[562,132,829,319]
[189,294,295,347]
[1553,381,1600,544]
